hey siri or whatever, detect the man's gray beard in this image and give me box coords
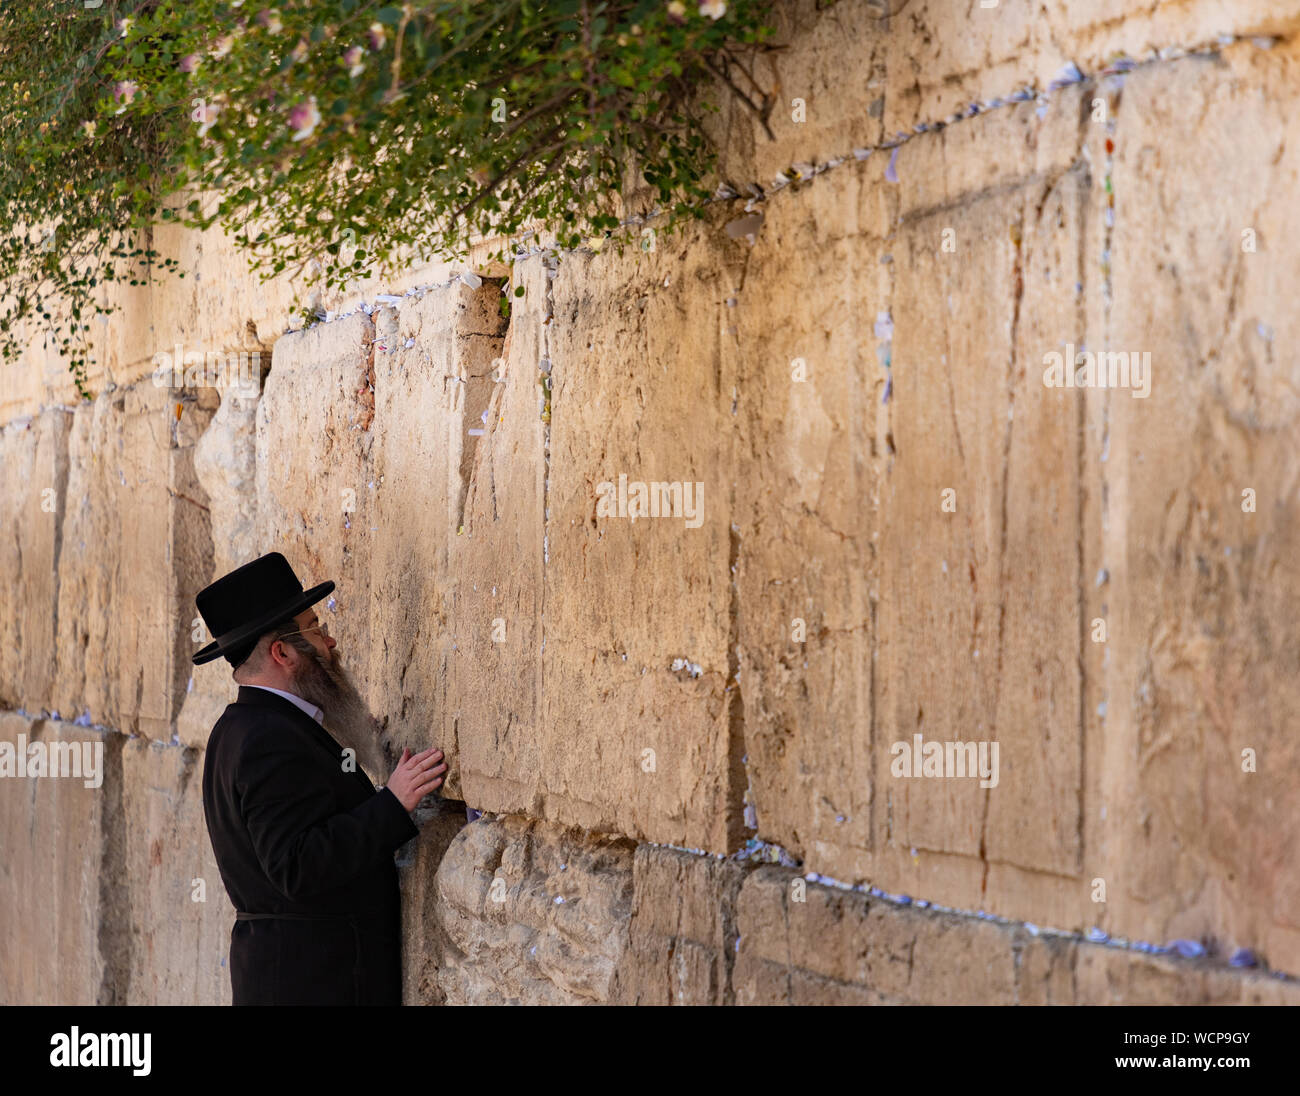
[288,642,387,776]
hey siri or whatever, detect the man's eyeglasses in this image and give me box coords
[278,621,329,642]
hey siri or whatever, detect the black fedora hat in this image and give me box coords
[192,552,335,666]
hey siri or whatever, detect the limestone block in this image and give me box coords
[254,312,381,767]
[434,264,544,810]
[176,381,262,748]
[1084,41,1300,974]
[729,161,884,876]
[0,200,501,428]
[540,224,742,850]
[610,844,751,1006]
[878,149,1085,876]
[120,736,233,1005]
[51,382,213,738]
[398,797,471,1005]
[0,714,117,1004]
[368,279,512,799]
[412,816,1298,1005]
[432,815,635,1004]
[734,867,1021,1004]
[0,409,72,710]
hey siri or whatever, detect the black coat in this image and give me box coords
[201,685,417,1005]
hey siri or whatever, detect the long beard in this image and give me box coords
[288,645,387,777]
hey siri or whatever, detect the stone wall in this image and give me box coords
[3,0,1300,1004]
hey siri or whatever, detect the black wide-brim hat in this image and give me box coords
[192,551,335,666]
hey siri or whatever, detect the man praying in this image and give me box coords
[193,552,446,1005]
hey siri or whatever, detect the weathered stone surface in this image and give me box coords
[1073,945,1300,1006]
[0,409,72,711]
[0,207,482,427]
[538,224,742,850]
[120,736,233,1005]
[1083,38,1300,975]
[735,867,1019,1004]
[610,844,750,1006]
[413,819,1297,1005]
[703,0,887,196]
[432,815,636,1004]
[729,158,884,876]
[732,864,1300,1005]
[398,797,471,1005]
[0,714,118,1005]
[253,311,386,774]
[50,383,213,738]
[881,0,1300,135]
[175,380,262,748]
[881,119,1086,877]
[368,280,512,799]
[430,264,544,811]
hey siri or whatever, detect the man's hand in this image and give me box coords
[387,746,448,811]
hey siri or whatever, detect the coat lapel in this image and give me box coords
[234,686,377,793]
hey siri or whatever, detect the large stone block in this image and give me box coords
[731,864,1298,1004]
[432,815,636,1004]
[0,714,119,1005]
[729,158,885,876]
[1082,39,1300,974]
[434,264,545,810]
[398,797,471,1005]
[51,382,213,738]
[734,94,1089,894]
[539,223,743,850]
[0,198,479,426]
[368,280,513,798]
[0,409,72,711]
[704,0,887,195]
[175,381,261,749]
[733,867,1019,1004]
[253,311,385,772]
[120,736,233,1005]
[610,844,751,1006]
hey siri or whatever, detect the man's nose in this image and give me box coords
[325,634,337,650]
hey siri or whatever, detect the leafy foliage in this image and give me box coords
[0,1,778,394]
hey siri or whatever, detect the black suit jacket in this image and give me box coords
[201,685,417,1005]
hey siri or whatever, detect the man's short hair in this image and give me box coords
[231,621,301,673]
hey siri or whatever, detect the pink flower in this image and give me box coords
[289,39,308,63]
[257,10,283,34]
[210,35,234,59]
[367,22,386,51]
[699,0,727,18]
[113,80,139,113]
[179,53,200,74]
[194,100,221,138]
[288,96,321,141]
[343,45,365,77]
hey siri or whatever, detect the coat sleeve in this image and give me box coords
[235,726,419,902]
